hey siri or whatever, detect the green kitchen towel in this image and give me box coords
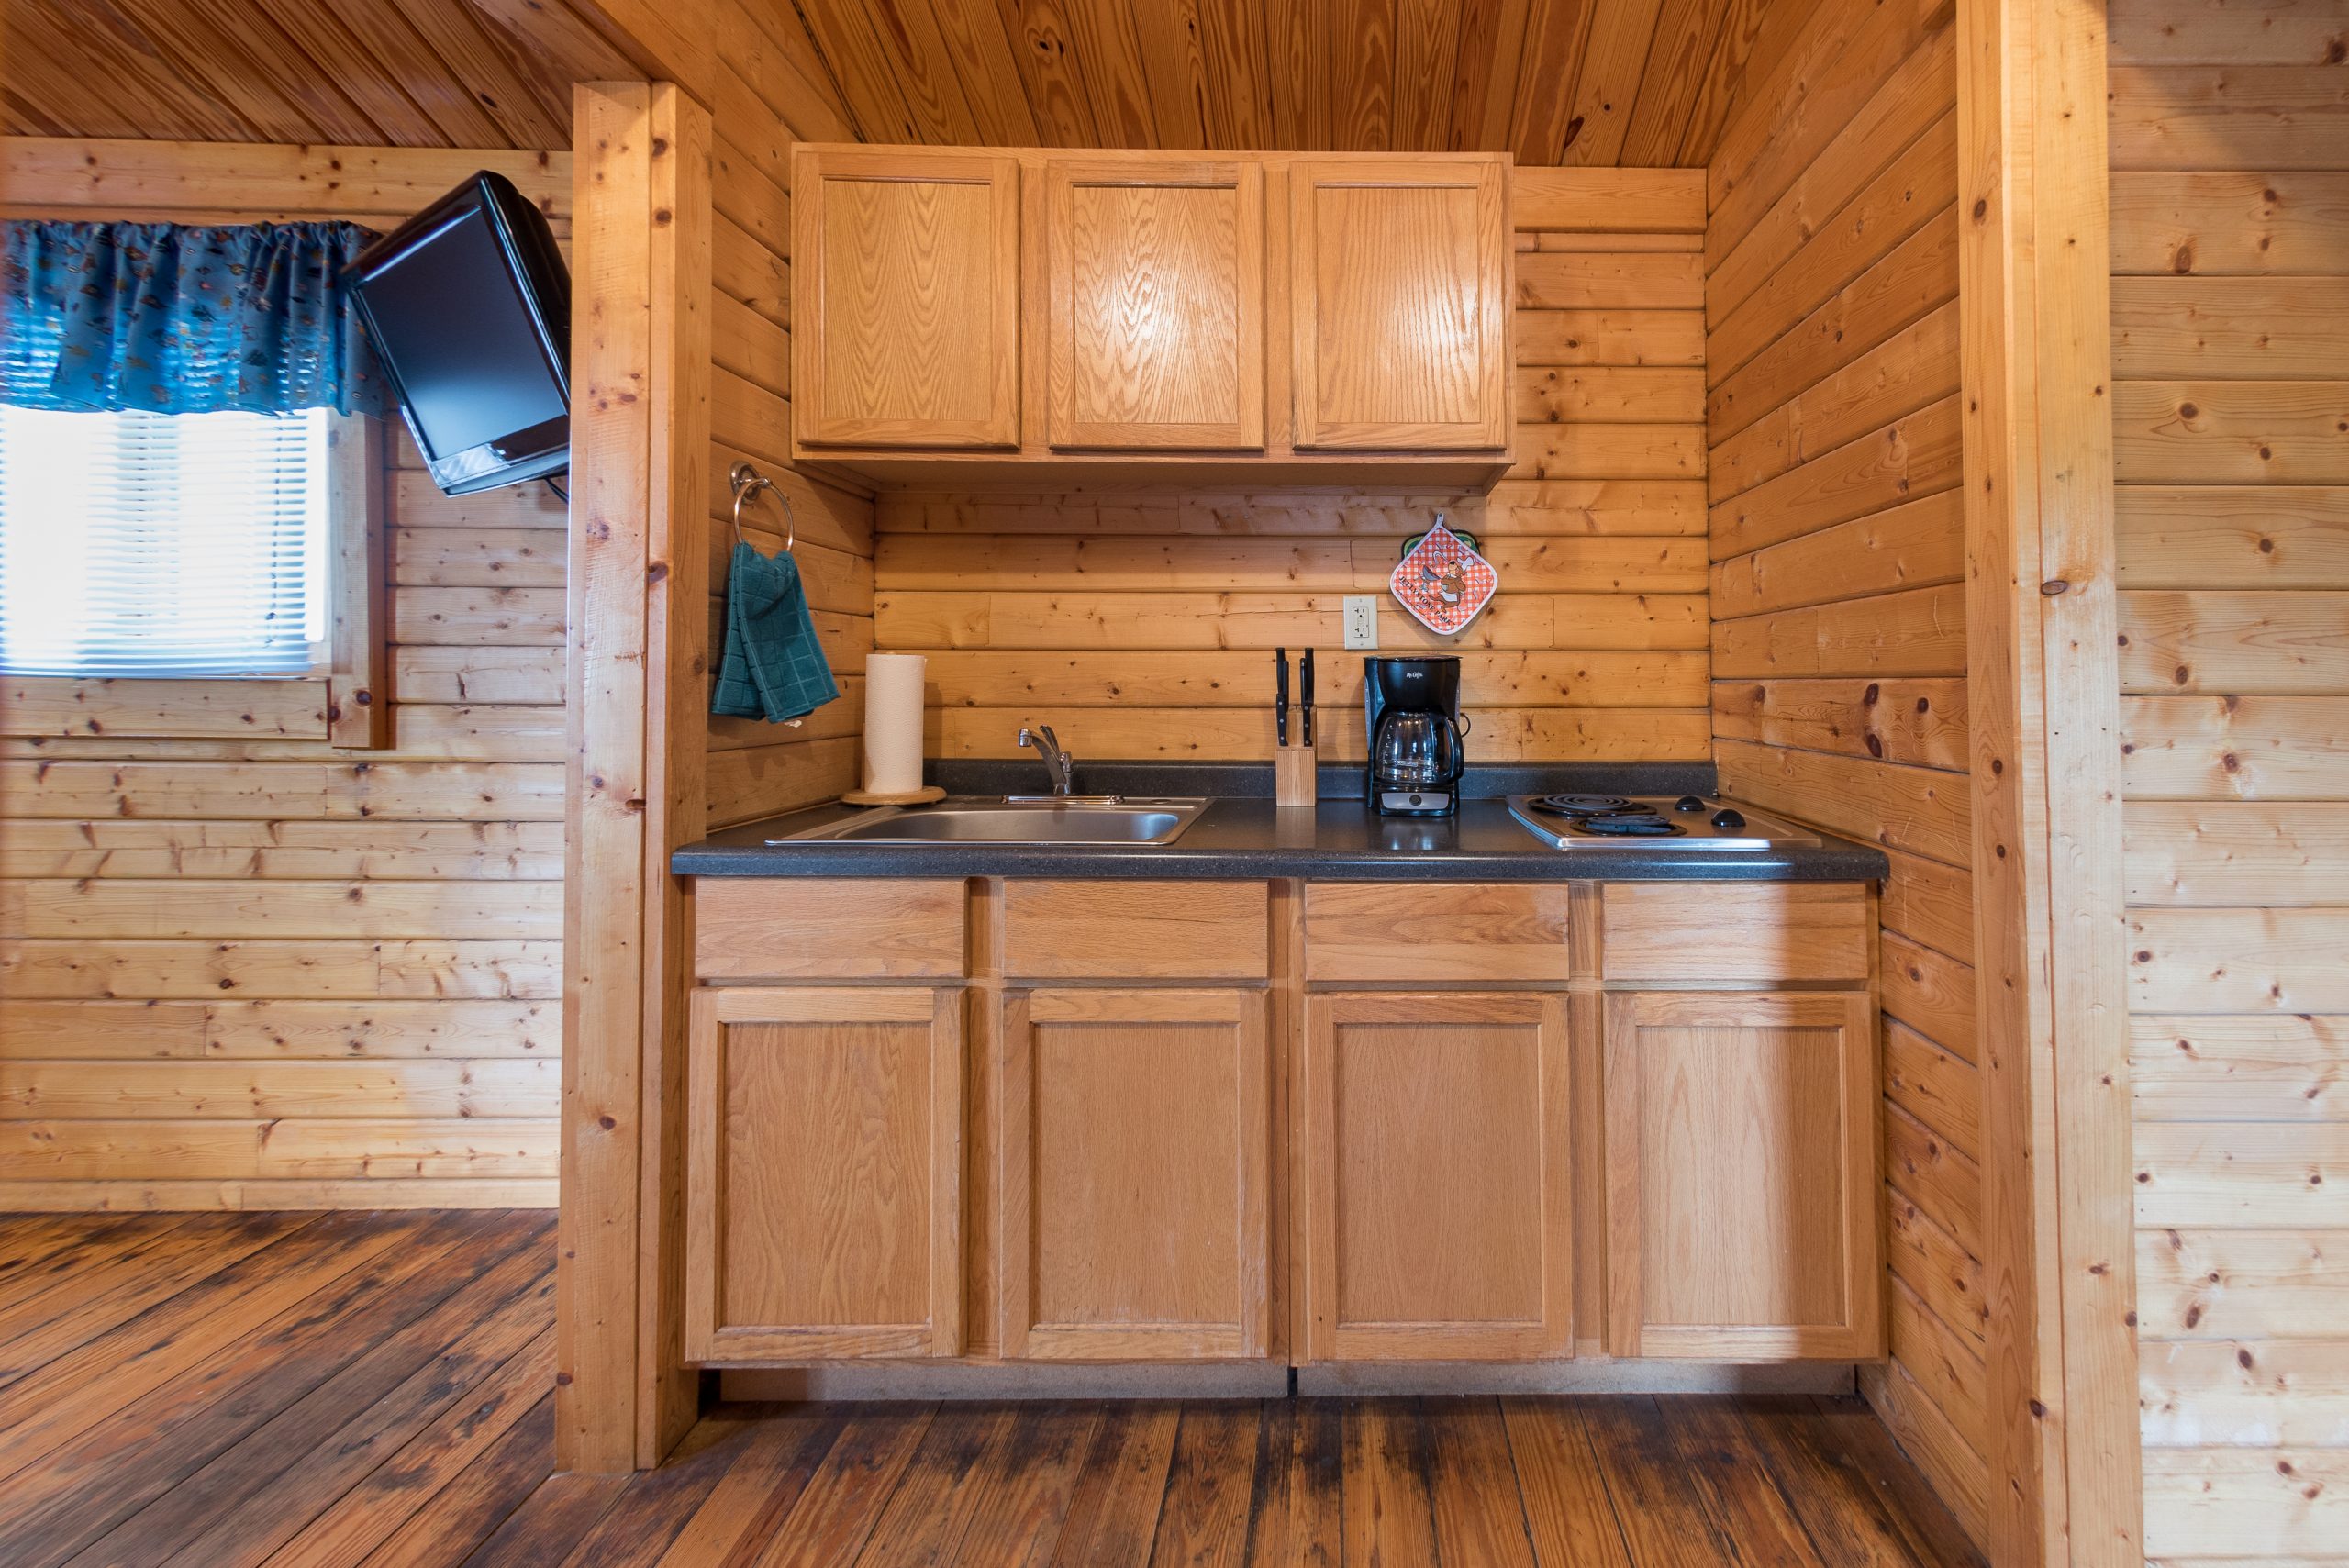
[712,540,839,722]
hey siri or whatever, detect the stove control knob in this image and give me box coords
[1710,808,1746,830]
[1673,795,1707,813]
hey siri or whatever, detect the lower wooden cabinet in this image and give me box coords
[997,988,1272,1359]
[1602,989,1882,1360]
[1300,990,1573,1361]
[685,986,963,1361]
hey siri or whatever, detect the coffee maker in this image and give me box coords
[1364,655,1468,817]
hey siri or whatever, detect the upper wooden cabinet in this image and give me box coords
[785,146,1512,489]
[1045,158,1264,451]
[792,148,1020,450]
[1287,159,1512,451]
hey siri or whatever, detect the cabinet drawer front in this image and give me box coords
[1304,882,1572,984]
[1601,884,1871,984]
[696,879,966,981]
[1002,881,1269,980]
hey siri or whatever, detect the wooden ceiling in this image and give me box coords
[1,0,1780,167]
[789,0,1779,165]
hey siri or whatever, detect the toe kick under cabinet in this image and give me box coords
[685,877,1882,1369]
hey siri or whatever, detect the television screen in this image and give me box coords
[343,172,570,496]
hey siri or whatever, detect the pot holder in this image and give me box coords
[1389,519,1497,637]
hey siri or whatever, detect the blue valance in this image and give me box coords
[0,218,394,417]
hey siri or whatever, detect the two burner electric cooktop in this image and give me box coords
[1506,794,1821,851]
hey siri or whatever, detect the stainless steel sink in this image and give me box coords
[771,796,1209,847]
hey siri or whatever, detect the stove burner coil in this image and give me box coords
[1525,794,1632,817]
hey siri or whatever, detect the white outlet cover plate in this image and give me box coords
[1342,595,1378,650]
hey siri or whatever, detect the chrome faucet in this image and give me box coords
[1017,725,1075,795]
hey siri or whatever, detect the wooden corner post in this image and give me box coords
[561,79,712,1473]
[1956,1,2143,1562]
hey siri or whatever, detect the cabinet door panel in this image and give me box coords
[686,987,962,1361]
[998,988,1271,1359]
[1047,159,1264,450]
[1289,159,1510,450]
[795,149,1019,449]
[1302,991,1571,1360]
[1604,990,1882,1360]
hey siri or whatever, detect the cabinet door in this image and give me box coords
[1287,158,1510,450]
[793,149,1020,449]
[685,986,963,1361]
[1045,158,1264,450]
[998,988,1271,1359]
[1603,990,1882,1360]
[1301,991,1571,1360]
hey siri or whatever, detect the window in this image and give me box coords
[0,406,332,677]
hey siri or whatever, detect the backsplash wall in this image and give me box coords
[872,168,1712,765]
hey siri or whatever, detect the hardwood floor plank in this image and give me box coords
[1735,1396,1970,1568]
[740,1406,925,1568]
[1424,1396,1539,1568]
[847,1404,1015,1568]
[546,1408,770,1568]
[1045,1402,1181,1568]
[0,1214,189,1306]
[0,1210,434,1486]
[1798,1396,1983,1568]
[91,1220,556,1568]
[1662,1396,1828,1567]
[457,1469,632,1567]
[1241,1398,1341,1568]
[659,1404,844,1567]
[352,1391,557,1568]
[943,1402,1097,1567]
[1499,1398,1634,1568]
[0,1213,529,1568]
[1578,1396,1742,1568]
[1341,1398,1441,1568]
[0,1212,312,1381]
[1146,1402,1257,1568]
[258,1329,559,1568]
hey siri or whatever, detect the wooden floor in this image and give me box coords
[0,1209,1984,1568]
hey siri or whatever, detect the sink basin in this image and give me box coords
[772,797,1209,847]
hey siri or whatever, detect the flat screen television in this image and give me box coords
[343,172,570,496]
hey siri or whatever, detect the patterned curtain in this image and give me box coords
[0,218,393,416]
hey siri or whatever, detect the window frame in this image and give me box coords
[0,409,389,749]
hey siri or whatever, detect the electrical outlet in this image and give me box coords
[1342,595,1379,651]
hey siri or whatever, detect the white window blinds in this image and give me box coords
[0,406,330,678]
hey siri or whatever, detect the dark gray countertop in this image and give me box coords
[674,762,1889,884]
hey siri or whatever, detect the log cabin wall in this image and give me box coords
[0,139,573,1210]
[2106,3,2349,1557]
[701,1,876,827]
[867,168,1714,766]
[1698,0,1985,1543]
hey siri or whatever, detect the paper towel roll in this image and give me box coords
[862,653,928,795]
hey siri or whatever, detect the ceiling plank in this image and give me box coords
[462,0,642,85]
[795,0,928,140]
[103,0,379,144]
[921,0,1042,144]
[1557,0,1662,164]
[1674,0,1769,164]
[719,0,860,143]
[1392,0,1465,150]
[1197,1,1272,150]
[258,2,456,149]
[5,1,256,142]
[863,0,987,143]
[390,0,573,148]
[1326,0,1398,151]
[1453,0,1533,151]
[1618,0,1723,166]
[325,1,515,149]
[1130,0,1211,149]
[991,0,1103,146]
[1062,0,1159,145]
[1509,0,1597,164]
[1262,0,1320,150]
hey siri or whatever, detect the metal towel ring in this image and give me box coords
[729,462,795,552]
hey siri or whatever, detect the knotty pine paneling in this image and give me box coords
[701,37,877,828]
[0,143,571,1211]
[870,166,1713,766]
[2110,6,2349,1559]
[1699,0,1980,1541]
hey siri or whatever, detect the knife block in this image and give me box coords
[1275,744,1317,810]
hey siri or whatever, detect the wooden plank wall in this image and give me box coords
[2106,3,2349,1559]
[700,1,876,828]
[1697,0,1986,1543]
[868,168,1713,765]
[0,140,573,1210]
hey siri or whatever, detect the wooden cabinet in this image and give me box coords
[1601,989,1882,1361]
[1300,990,1573,1361]
[791,148,1020,449]
[1287,159,1511,451]
[1044,158,1264,451]
[685,986,963,1361]
[996,988,1272,1359]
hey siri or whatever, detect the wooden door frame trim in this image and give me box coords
[1955,1,2143,1562]
[559,79,711,1473]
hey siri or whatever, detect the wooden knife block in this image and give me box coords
[1275,744,1317,809]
